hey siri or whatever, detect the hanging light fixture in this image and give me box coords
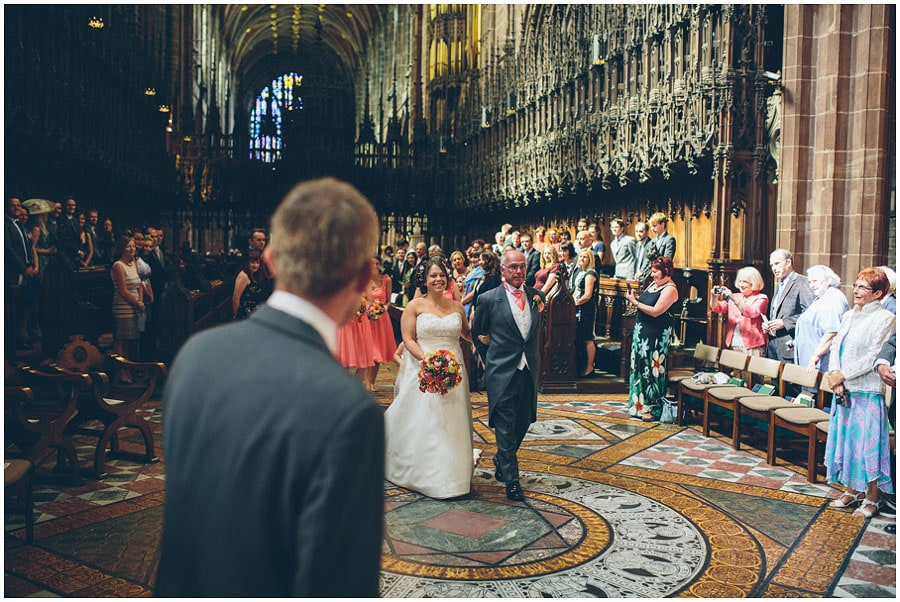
[144,87,157,97]
[88,16,104,29]
[158,104,170,113]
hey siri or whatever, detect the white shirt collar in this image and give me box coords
[266,290,338,354]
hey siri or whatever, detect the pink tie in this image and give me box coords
[512,289,525,311]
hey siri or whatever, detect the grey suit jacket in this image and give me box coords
[524,247,541,287]
[157,305,385,598]
[472,285,544,427]
[768,272,815,361]
[634,239,653,276]
[611,234,638,279]
[653,231,676,260]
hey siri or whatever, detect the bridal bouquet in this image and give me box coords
[418,349,461,395]
[366,299,387,321]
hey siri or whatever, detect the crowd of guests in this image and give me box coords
[326,213,679,392]
[668,250,894,526]
[5,195,171,371]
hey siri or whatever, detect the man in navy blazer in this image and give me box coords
[473,249,545,501]
[157,178,385,597]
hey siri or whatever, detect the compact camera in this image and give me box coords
[713,286,727,295]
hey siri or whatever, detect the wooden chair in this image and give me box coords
[806,373,834,483]
[6,372,88,483]
[45,338,164,479]
[807,421,830,484]
[668,343,720,390]
[766,372,829,467]
[676,349,750,426]
[5,458,35,542]
[703,355,783,446]
[732,362,819,454]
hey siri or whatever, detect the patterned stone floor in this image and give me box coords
[4,365,896,597]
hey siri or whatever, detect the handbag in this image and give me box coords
[659,397,677,424]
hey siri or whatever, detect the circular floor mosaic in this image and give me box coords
[381,469,710,597]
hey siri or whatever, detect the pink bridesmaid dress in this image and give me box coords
[369,275,397,364]
[336,294,375,369]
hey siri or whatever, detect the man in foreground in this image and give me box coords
[157,178,385,597]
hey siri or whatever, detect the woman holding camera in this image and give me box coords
[624,256,679,421]
[710,266,769,356]
[824,267,895,519]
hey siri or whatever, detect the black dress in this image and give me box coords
[236,281,265,320]
[574,268,598,341]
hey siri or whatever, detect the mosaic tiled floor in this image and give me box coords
[5,365,896,597]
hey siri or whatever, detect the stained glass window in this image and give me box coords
[249,72,303,163]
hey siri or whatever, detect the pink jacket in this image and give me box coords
[712,292,769,350]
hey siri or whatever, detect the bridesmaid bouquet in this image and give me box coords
[354,297,368,321]
[418,349,462,395]
[366,299,387,321]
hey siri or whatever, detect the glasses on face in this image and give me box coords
[852,283,873,292]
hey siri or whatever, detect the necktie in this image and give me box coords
[772,280,783,310]
[512,288,525,311]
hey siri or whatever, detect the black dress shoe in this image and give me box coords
[506,480,524,501]
[492,458,507,483]
[885,524,896,534]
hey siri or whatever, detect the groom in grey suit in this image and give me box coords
[473,249,545,501]
[158,178,385,597]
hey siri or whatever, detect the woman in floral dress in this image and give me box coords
[624,256,679,421]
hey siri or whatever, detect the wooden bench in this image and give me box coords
[7,372,88,484]
[42,336,164,479]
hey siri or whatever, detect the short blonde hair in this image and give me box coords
[269,178,378,298]
[577,248,596,271]
[648,212,668,226]
[735,266,765,293]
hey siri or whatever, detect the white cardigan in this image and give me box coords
[830,302,895,393]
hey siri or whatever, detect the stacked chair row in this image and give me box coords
[669,343,838,483]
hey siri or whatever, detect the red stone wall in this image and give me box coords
[779,4,894,280]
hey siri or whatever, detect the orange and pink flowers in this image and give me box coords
[417,349,462,395]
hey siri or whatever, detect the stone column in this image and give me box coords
[779,5,894,281]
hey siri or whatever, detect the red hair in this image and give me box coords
[652,256,674,278]
[857,267,889,298]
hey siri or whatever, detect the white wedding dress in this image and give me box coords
[385,312,475,499]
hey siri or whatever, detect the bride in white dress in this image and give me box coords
[385,259,475,499]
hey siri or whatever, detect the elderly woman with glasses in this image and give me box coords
[825,268,895,520]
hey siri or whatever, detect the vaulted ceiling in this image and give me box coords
[220,4,388,103]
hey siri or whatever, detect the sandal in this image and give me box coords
[830,491,865,508]
[641,413,656,422]
[853,499,880,519]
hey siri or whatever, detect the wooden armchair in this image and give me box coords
[42,337,164,479]
[6,373,88,484]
